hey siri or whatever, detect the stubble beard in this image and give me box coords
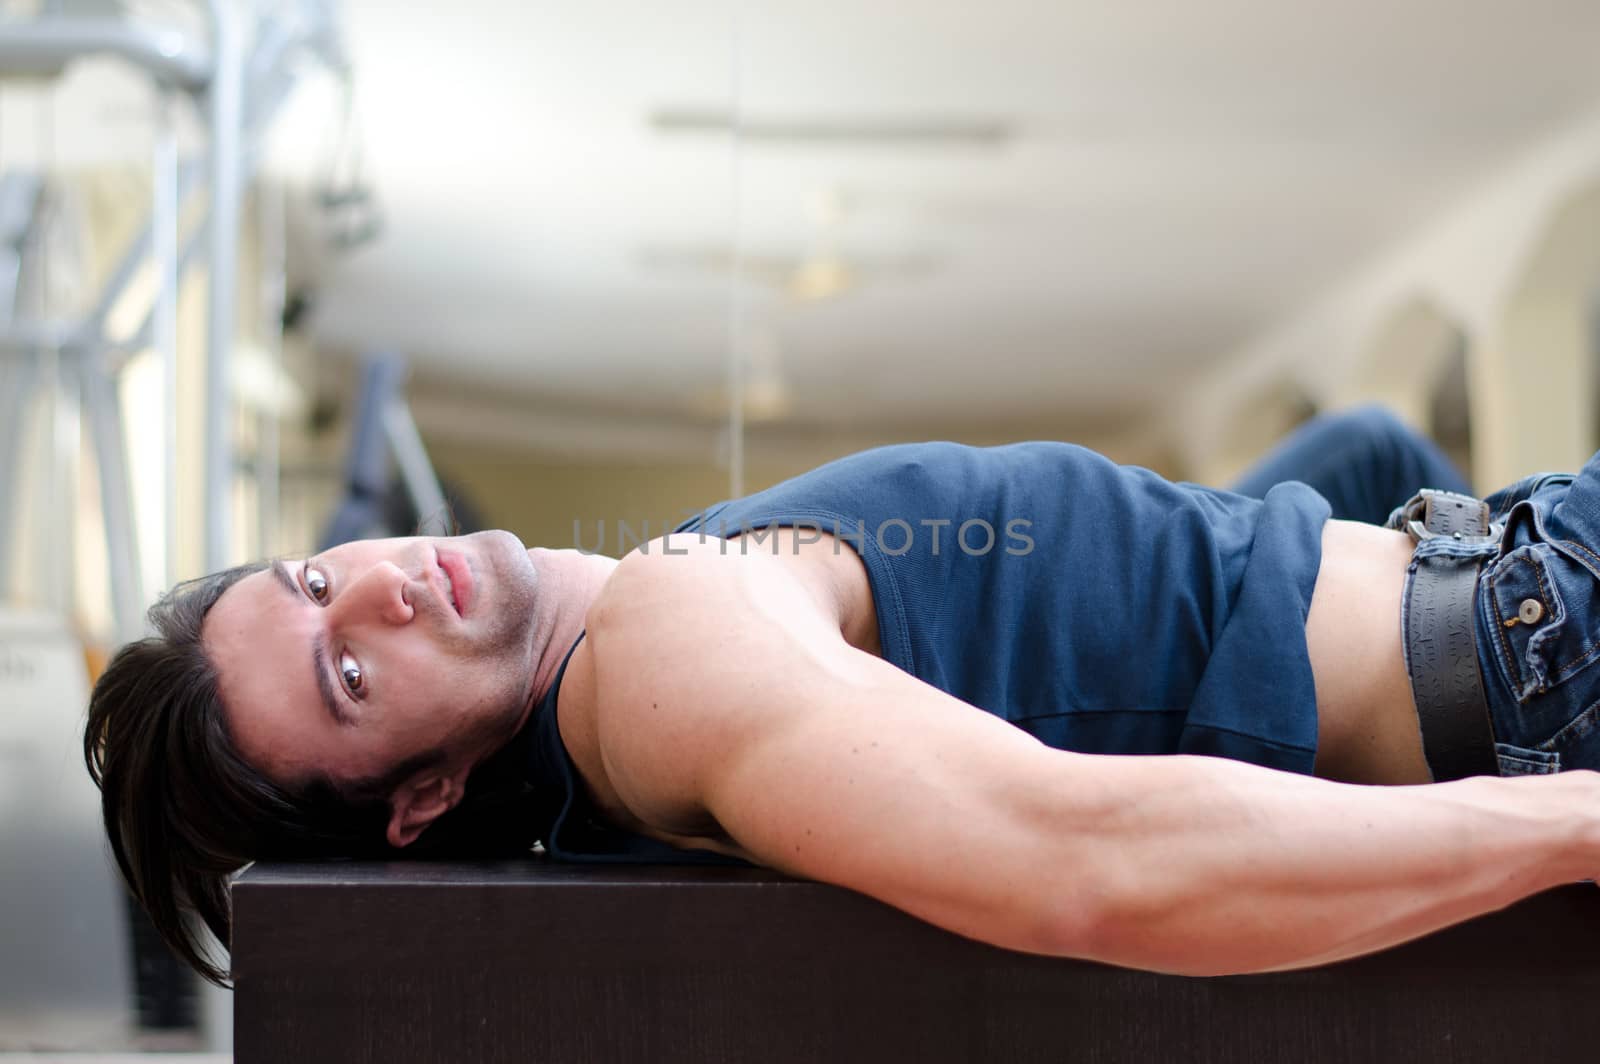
[459,530,542,751]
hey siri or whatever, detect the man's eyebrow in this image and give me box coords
[311,636,354,728]
[270,558,354,728]
[269,558,298,598]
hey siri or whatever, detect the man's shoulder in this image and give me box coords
[586,534,749,633]
[569,533,850,846]
[579,530,864,784]
[587,531,839,636]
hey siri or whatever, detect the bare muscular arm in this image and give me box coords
[587,536,1600,977]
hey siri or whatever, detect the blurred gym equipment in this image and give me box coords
[319,351,450,549]
[0,0,353,1048]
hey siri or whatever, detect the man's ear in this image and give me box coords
[386,765,471,849]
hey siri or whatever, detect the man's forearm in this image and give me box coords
[1046,754,1598,976]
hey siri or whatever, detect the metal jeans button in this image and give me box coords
[1518,598,1544,625]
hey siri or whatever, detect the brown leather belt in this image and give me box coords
[1390,489,1503,781]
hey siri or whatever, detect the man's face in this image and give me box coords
[203,531,541,790]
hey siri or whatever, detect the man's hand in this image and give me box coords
[587,536,1600,976]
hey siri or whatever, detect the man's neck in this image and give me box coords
[526,547,618,707]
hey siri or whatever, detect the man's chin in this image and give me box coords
[466,530,540,640]
[464,530,535,583]
[466,528,528,554]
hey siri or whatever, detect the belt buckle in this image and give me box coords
[1396,488,1502,545]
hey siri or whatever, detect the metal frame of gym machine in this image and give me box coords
[0,0,351,1043]
[0,0,349,642]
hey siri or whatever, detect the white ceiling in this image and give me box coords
[282,0,1600,436]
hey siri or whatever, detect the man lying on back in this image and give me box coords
[85,408,1600,985]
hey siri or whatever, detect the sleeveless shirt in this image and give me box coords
[525,440,1332,864]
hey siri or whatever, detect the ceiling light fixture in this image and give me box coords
[649,108,1015,148]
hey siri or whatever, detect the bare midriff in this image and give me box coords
[1304,519,1433,785]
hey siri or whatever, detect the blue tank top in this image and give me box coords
[526,440,1332,864]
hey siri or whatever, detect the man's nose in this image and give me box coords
[332,560,415,627]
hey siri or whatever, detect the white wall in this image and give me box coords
[1178,101,1600,489]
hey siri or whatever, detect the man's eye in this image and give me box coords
[339,652,364,695]
[305,565,330,603]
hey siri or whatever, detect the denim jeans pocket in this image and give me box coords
[1494,741,1561,776]
[1484,541,1600,702]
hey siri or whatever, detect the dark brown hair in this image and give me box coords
[84,563,540,986]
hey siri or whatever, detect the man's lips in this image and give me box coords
[435,548,474,617]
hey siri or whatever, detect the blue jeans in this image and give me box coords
[1228,404,1471,523]
[1456,462,1600,775]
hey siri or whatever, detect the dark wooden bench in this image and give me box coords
[233,860,1598,1063]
